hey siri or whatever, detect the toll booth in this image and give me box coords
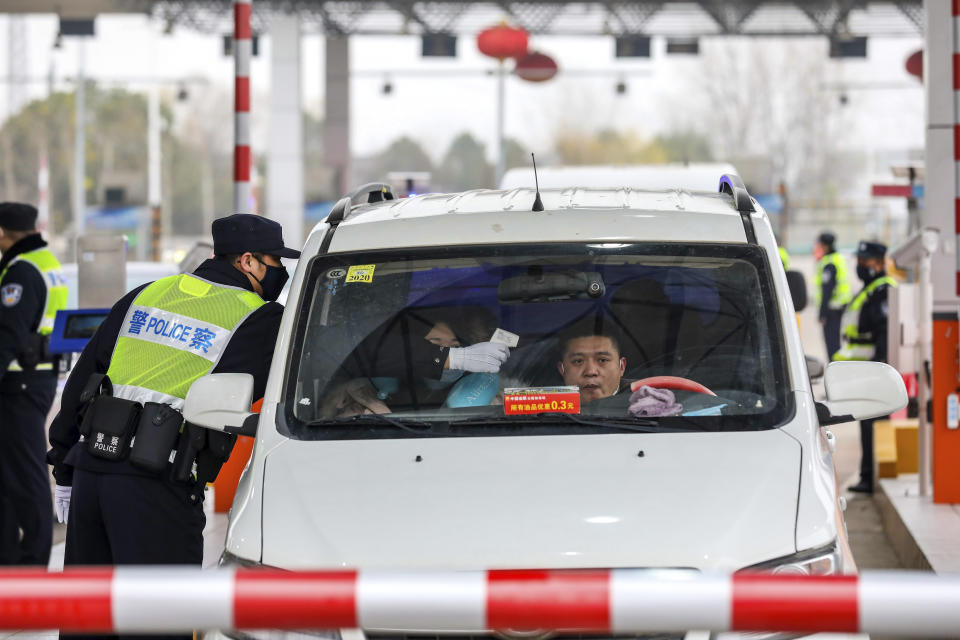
[77,234,127,308]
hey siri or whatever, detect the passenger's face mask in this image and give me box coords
[254,258,289,302]
[423,368,465,390]
[856,264,876,283]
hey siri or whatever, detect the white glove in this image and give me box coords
[54,485,71,524]
[448,342,511,373]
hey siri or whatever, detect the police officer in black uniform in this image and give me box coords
[48,214,299,640]
[844,241,896,494]
[0,202,64,565]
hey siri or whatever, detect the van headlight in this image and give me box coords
[742,542,842,575]
[721,543,842,639]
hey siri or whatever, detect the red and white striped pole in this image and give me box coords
[234,0,252,214]
[3,568,960,636]
[37,150,49,233]
[955,0,960,294]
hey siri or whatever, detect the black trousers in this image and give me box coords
[61,468,205,640]
[859,415,890,486]
[0,376,56,565]
[822,309,843,362]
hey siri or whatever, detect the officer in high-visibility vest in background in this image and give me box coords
[0,202,66,565]
[47,214,299,640]
[778,246,790,271]
[813,231,852,361]
[836,240,897,494]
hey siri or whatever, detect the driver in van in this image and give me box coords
[556,321,632,403]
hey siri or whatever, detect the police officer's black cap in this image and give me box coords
[856,240,887,259]
[817,231,836,248]
[0,202,38,231]
[212,213,301,259]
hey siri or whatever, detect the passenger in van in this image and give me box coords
[343,307,507,382]
[322,307,505,416]
[556,321,632,404]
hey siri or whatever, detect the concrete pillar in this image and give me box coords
[268,14,305,249]
[924,0,956,313]
[324,37,351,198]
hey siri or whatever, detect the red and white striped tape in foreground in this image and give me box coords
[1,568,958,635]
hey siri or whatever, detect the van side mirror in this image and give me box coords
[183,373,257,436]
[786,270,807,311]
[817,361,907,426]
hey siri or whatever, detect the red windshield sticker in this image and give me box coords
[503,387,581,415]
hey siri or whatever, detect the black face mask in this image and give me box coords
[254,260,289,302]
[856,264,876,283]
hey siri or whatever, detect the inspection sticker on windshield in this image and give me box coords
[504,386,580,415]
[345,264,376,283]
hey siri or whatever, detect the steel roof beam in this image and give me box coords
[696,0,762,35]
[130,1,923,37]
[798,0,861,37]
[391,1,432,33]
[603,2,662,35]
[895,0,924,31]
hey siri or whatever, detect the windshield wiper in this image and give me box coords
[307,413,436,436]
[450,413,703,433]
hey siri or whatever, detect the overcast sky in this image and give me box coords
[1,13,925,165]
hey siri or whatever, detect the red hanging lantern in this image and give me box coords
[514,51,558,83]
[477,24,529,60]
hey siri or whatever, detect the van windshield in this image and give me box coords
[282,243,792,439]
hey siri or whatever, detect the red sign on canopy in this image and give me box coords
[514,51,559,82]
[905,50,922,81]
[872,184,912,198]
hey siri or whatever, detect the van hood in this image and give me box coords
[260,430,800,571]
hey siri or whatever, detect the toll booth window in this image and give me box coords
[283,243,791,440]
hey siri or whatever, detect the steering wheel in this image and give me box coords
[631,376,716,397]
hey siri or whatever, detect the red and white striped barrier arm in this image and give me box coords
[1,568,959,635]
[233,0,252,213]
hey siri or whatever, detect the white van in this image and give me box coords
[186,176,906,639]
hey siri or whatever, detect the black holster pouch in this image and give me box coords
[83,396,141,461]
[129,403,184,473]
[196,430,238,485]
[79,373,139,462]
[170,423,237,487]
[16,334,52,372]
[171,422,208,484]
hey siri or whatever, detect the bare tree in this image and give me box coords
[696,38,856,197]
[171,82,233,231]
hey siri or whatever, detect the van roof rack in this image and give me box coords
[345,182,395,205]
[718,174,757,244]
[327,182,396,228]
[320,183,396,254]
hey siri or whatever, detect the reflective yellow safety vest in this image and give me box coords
[106,274,264,410]
[833,275,897,362]
[778,246,790,270]
[1,248,68,371]
[813,252,852,310]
